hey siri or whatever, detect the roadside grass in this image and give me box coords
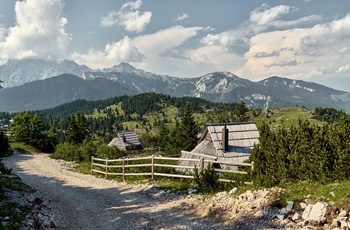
[10,141,40,153]
[78,155,350,208]
[72,162,92,175]
[278,180,350,208]
[154,178,195,194]
[0,161,32,229]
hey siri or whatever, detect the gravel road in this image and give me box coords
[3,152,228,230]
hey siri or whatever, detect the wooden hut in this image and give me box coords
[108,130,144,152]
[179,122,259,169]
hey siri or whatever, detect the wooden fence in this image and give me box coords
[91,155,254,184]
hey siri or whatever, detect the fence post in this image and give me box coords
[151,154,155,181]
[91,156,94,175]
[251,161,254,171]
[199,157,204,173]
[122,158,125,181]
[105,158,108,178]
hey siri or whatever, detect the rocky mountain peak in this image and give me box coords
[103,62,137,73]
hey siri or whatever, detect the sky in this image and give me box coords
[1,0,350,91]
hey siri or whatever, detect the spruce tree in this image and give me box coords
[77,113,89,141]
[66,114,79,144]
[66,113,89,144]
[233,100,250,122]
[178,103,200,151]
[47,122,60,150]
[166,120,182,154]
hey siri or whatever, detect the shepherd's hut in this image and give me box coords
[179,122,259,169]
[108,130,144,152]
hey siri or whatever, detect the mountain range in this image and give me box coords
[1,58,350,112]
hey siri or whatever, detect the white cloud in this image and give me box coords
[173,13,189,21]
[74,26,203,70]
[249,4,296,27]
[133,25,203,56]
[201,4,321,48]
[100,0,151,33]
[237,13,350,82]
[73,36,144,68]
[0,0,71,62]
[130,26,245,77]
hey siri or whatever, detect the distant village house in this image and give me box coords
[108,130,144,152]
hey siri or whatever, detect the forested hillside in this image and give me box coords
[2,92,350,191]
[38,92,219,116]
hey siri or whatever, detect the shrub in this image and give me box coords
[51,142,81,162]
[0,129,11,157]
[81,141,97,162]
[95,145,126,159]
[193,164,222,193]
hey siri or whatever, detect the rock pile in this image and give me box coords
[1,188,58,230]
[190,188,350,229]
[23,195,58,230]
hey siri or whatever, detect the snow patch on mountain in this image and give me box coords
[251,94,269,100]
[289,80,315,92]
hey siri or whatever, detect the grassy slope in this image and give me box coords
[251,107,325,129]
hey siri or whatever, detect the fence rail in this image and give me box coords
[91,155,254,184]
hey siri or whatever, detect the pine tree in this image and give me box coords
[48,122,60,150]
[66,113,89,144]
[66,114,79,144]
[166,120,182,154]
[233,100,250,122]
[156,122,169,149]
[178,103,200,151]
[10,112,32,140]
[77,113,89,141]
[31,114,45,139]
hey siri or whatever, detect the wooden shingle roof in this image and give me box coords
[179,122,259,168]
[108,130,144,151]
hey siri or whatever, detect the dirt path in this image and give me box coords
[3,152,227,230]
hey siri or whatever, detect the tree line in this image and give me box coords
[250,114,350,187]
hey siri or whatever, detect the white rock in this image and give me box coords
[299,202,308,210]
[331,218,338,227]
[292,213,302,221]
[280,208,288,216]
[274,214,285,221]
[336,216,347,222]
[254,210,264,219]
[228,187,238,195]
[338,210,347,217]
[187,188,197,194]
[216,191,228,198]
[246,190,255,201]
[340,220,349,229]
[302,202,326,224]
[286,201,294,212]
